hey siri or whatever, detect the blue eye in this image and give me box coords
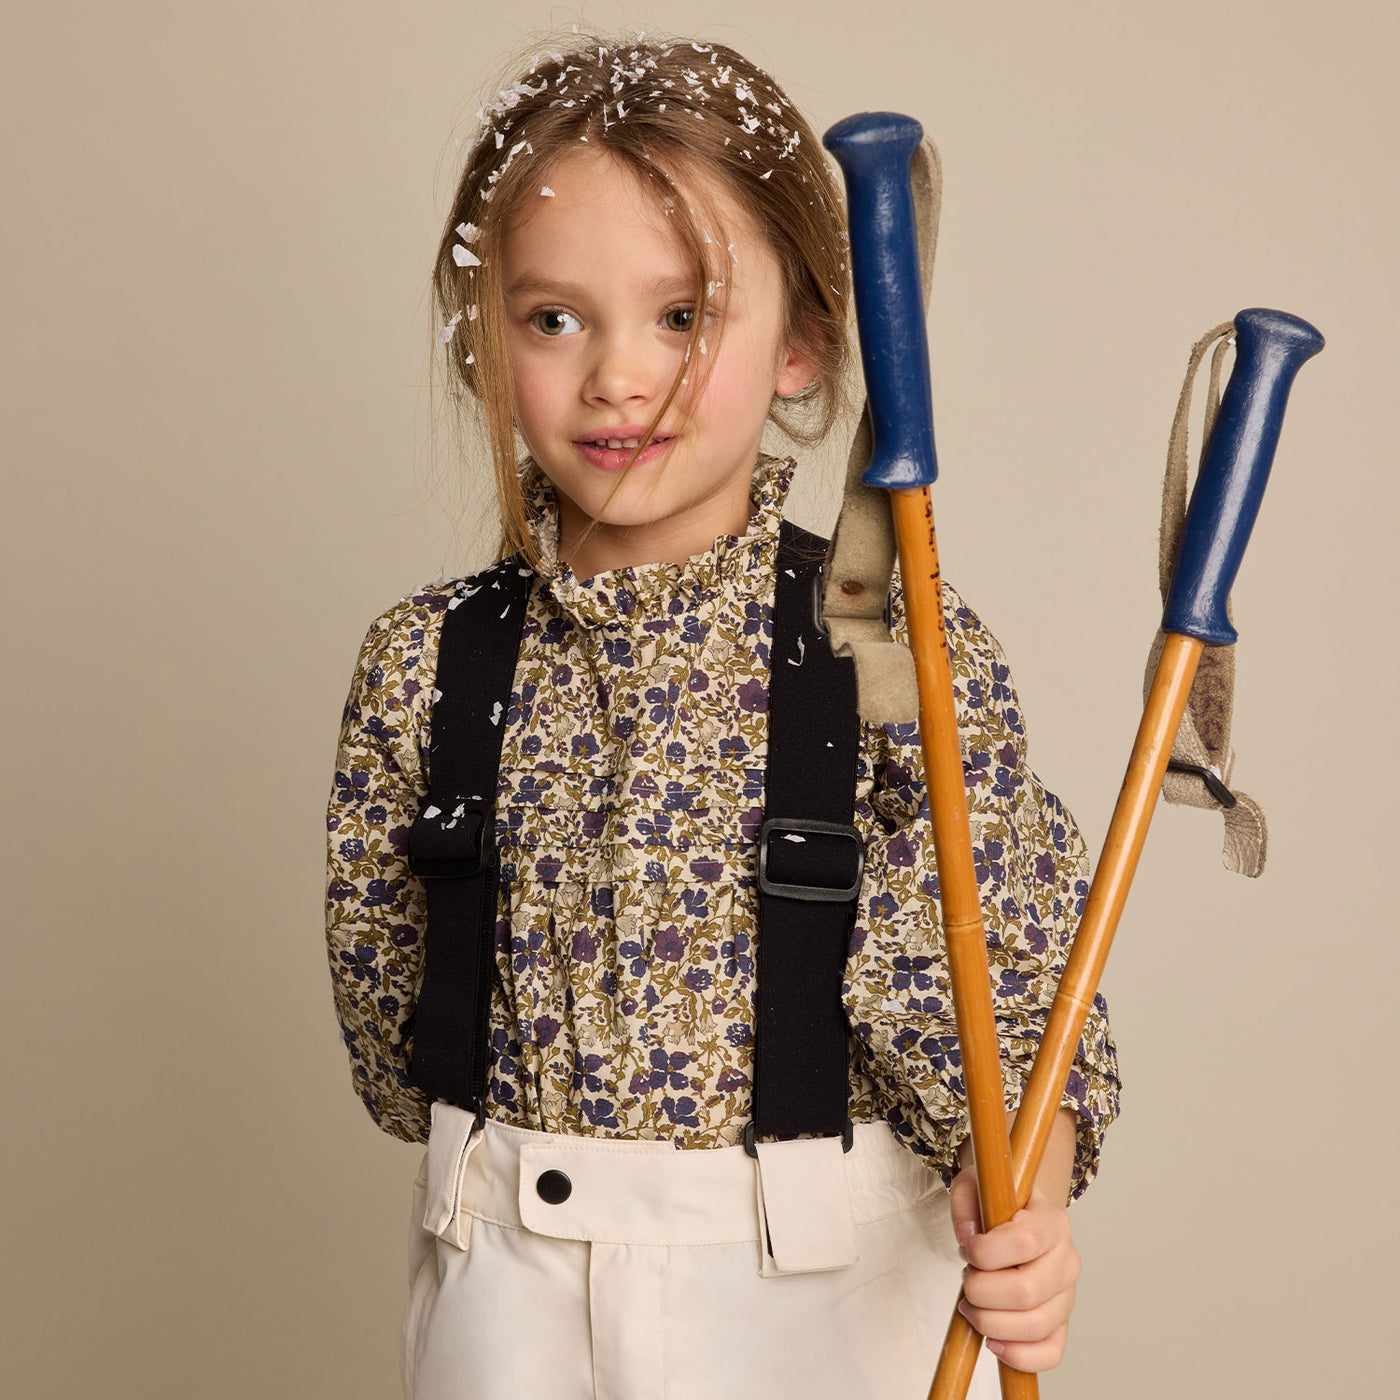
[533,308,583,336]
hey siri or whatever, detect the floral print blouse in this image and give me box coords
[325,454,1120,1198]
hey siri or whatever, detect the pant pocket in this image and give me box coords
[400,1241,440,1399]
[837,1269,934,1400]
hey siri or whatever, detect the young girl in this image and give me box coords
[325,31,1119,1400]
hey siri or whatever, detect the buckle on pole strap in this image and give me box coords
[407,800,492,878]
[810,561,896,640]
[1166,760,1237,809]
[757,818,865,903]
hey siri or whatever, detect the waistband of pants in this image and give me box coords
[428,1108,947,1249]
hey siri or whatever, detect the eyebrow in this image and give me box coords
[504,273,706,300]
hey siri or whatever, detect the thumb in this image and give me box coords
[948,1161,982,1252]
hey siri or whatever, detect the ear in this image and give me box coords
[774,328,821,399]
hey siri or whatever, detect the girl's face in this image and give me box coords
[501,147,816,577]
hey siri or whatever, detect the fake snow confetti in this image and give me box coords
[787,636,806,666]
[456,222,479,243]
[439,310,463,343]
[540,185,555,196]
[453,245,481,268]
[489,701,504,726]
[781,832,807,842]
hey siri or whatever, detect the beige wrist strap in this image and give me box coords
[819,139,941,725]
[1146,321,1268,877]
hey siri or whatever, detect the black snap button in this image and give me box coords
[536,1169,572,1205]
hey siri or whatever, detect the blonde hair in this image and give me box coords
[432,31,852,568]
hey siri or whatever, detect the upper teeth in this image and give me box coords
[596,438,640,448]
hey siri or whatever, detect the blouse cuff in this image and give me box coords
[934,998,1121,1203]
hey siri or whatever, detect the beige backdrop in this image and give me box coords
[6,1,1395,1395]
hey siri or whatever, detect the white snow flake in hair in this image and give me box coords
[439,311,463,343]
[540,186,555,196]
[455,222,479,243]
[453,245,481,268]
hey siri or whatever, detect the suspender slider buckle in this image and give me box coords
[408,800,492,878]
[758,818,865,903]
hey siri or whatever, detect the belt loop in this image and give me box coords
[423,1101,486,1251]
[752,1136,858,1276]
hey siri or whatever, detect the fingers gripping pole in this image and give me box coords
[822,112,1036,1400]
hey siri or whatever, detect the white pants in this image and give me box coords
[403,1104,1000,1400]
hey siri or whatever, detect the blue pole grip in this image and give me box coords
[1163,308,1324,644]
[823,112,939,489]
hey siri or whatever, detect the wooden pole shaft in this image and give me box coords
[928,630,1205,1400]
[889,490,1035,1400]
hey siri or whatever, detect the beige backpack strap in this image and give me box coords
[820,139,942,724]
[1146,321,1268,877]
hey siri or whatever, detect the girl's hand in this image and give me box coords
[947,1159,1081,1373]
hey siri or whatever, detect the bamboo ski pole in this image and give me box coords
[822,111,1033,1400]
[928,307,1324,1399]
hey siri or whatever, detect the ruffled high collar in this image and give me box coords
[524,453,798,632]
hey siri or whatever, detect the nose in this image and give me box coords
[582,328,661,408]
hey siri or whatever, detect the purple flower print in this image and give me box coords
[582,1098,619,1129]
[653,926,687,961]
[736,678,768,713]
[334,769,369,804]
[998,968,1034,998]
[661,1096,700,1127]
[885,832,917,868]
[361,877,402,908]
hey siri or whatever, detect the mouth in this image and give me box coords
[576,434,673,449]
[573,434,676,471]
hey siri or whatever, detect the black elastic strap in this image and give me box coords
[751,522,864,1147]
[406,558,533,1112]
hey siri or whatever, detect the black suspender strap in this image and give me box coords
[406,557,533,1114]
[748,522,865,1153]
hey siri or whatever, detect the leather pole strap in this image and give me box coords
[1149,321,1268,876]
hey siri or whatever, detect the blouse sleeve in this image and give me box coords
[844,579,1121,1201]
[324,587,448,1145]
